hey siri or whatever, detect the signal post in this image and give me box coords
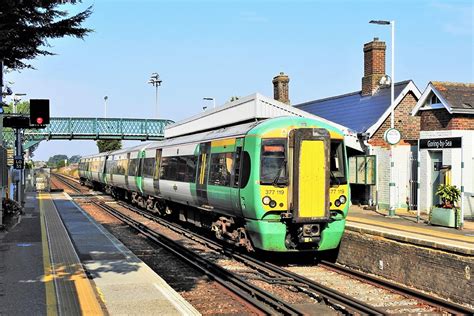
[3,99,50,206]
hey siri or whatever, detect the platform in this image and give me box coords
[0,192,200,315]
[346,206,474,255]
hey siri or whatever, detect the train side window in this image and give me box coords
[160,157,177,180]
[142,158,155,178]
[160,155,196,182]
[240,151,251,188]
[128,159,139,176]
[232,147,242,188]
[209,153,233,186]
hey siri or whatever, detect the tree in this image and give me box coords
[47,154,67,168]
[68,155,81,163]
[3,100,29,114]
[0,1,93,70]
[97,140,122,153]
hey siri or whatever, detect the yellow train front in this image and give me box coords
[236,117,350,252]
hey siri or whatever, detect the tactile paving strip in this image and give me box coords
[40,193,103,315]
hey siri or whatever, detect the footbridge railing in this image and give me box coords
[2,117,174,148]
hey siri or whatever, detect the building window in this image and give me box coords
[430,94,441,105]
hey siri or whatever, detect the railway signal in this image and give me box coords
[29,99,50,127]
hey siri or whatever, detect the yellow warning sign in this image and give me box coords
[7,148,14,166]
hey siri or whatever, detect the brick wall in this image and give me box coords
[338,230,474,306]
[420,109,474,130]
[362,38,386,96]
[368,91,420,148]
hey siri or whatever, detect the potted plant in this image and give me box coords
[429,184,461,228]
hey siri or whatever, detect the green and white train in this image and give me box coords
[79,116,350,252]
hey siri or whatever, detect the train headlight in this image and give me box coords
[339,195,347,204]
[262,196,271,205]
[269,200,277,208]
[334,199,341,207]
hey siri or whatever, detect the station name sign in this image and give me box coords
[419,137,462,149]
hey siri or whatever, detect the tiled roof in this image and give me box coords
[294,81,411,133]
[431,81,474,113]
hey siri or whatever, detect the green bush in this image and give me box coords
[435,184,461,209]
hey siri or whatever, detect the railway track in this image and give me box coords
[51,173,474,315]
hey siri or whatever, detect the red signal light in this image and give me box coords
[36,117,43,125]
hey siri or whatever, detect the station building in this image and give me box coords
[411,82,474,218]
[280,38,422,210]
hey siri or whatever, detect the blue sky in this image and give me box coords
[6,0,473,160]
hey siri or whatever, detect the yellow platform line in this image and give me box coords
[347,216,474,243]
[40,193,104,315]
[39,193,58,316]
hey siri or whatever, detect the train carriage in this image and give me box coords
[79,116,350,253]
[78,152,108,187]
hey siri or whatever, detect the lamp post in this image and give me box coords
[370,19,397,217]
[148,73,162,118]
[203,97,216,109]
[104,96,108,118]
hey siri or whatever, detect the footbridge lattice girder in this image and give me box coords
[2,117,174,148]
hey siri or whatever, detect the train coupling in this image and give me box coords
[280,212,293,220]
[298,224,321,244]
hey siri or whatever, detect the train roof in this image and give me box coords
[146,120,262,150]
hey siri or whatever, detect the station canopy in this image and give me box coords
[165,93,363,152]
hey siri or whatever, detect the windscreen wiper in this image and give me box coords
[272,159,287,187]
[330,170,341,187]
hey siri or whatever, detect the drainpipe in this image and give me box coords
[417,138,421,223]
[460,136,464,229]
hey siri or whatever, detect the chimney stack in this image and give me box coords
[273,72,290,105]
[362,37,386,96]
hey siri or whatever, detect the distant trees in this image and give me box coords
[97,140,122,153]
[47,154,68,168]
[3,101,29,114]
[0,1,93,70]
[68,155,81,163]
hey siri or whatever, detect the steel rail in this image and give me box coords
[115,201,385,315]
[52,173,82,192]
[93,200,305,316]
[54,174,472,315]
[320,260,474,315]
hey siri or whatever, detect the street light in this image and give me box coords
[203,97,216,109]
[148,73,162,118]
[104,95,108,118]
[12,93,26,113]
[370,19,397,217]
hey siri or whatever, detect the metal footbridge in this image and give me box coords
[3,117,174,148]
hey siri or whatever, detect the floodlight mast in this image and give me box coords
[148,73,162,118]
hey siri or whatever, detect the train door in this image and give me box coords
[196,142,211,207]
[206,139,236,216]
[153,149,162,196]
[124,152,132,190]
[290,128,330,222]
[230,138,244,216]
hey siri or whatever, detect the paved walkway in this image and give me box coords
[347,205,474,254]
